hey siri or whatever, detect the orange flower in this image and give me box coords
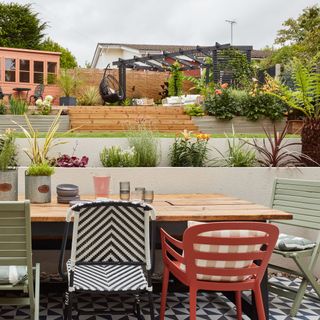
[221,83,228,89]
[196,133,210,141]
[215,89,222,95]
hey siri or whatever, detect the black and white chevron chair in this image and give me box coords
[59,200,156,320]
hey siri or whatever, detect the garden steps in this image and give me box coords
[68,106,198,132]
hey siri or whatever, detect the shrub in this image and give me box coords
[100,146,137,167]
[35,95,53,115]
[168,62,183,97]
[169,130,210,167]
[54,154,89,167]
[0,129,17,170]
[9,98,28,115]
[184,104,205,116]
[128,127,160,167]
[77,86,102,106]
[0,101,6,114]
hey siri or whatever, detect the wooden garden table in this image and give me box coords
[30,193,292,320]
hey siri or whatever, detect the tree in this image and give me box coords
[275,5,320,59]
[40,38,77,69]
[0,3,47,49]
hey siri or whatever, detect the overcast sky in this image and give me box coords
[3,0,318,66]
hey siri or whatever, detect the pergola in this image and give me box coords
[112,43,252,98]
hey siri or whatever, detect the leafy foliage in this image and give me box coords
[245,124,304,167]
[54,154,88,167]
[40,37,77,69]
[128,127,161,167]
[169,131,210,167]
[9,98,28,115]
[77,86,102,106]
[26,162,54,176]
[184,104,204,116]
[0,102,6,115]
[168,62,184,96]
[58,69,81,97]
[0,3,47,49]
[213,129,256,167]
[100,146,137,167]
[0,129,17,170]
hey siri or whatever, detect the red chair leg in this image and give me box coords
[189,287,197,320]
[160,266,169,320]
[253,288,266,320]
[235,291,242,320]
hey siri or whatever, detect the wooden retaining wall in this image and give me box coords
[68,106,198,132]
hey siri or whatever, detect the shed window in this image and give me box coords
[34,61,44,84]
[5,58,16,82]
[47,62,57,84]
[19,59,30,83]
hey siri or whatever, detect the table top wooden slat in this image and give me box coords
[30,194,292,222]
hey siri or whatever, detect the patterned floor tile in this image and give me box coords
[0,277,319,319]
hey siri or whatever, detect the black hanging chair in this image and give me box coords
[99,65,125,104]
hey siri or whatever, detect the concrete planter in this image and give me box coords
[25,174,51,203]
[193,116,286,134]
[0,169,18,201]
[0,115,70,133]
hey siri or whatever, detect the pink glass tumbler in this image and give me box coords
[93,176,111,198]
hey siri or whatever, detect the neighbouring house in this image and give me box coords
[90,43,270,69]
[0,47,61,102]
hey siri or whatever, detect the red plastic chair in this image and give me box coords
[160,221,279,320]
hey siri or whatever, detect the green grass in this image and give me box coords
[12,132,300,139]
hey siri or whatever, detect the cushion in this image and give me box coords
[0,266,27,285]
[181,221,266,282]
[275,233,316,251]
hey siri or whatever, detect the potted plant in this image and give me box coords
[58,69,81,106]
[0,129,18,200]
[15,110,66,203]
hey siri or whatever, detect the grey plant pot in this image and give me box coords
[25,175,51,203]
[0,169,18,201]
[59,96,77,106]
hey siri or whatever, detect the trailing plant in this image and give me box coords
[168,62,183,96]
[54,154,89,167]
[245,123,305,167]
[77,86,102,106]
[184,104,205,116]
[0,129,17,170]
[58,69,81,97]
[128,126,160,167]
[26,162,55,176]
[169,130,210,167]
[213,128,256,167]
[100,146,137,167]
[35,95,53,115]
[9,98,28,115]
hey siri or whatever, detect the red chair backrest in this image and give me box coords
[183,222,279,283]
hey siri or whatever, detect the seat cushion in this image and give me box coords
[275,233,316,251]
[66,260,148,292]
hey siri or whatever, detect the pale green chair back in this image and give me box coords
[0,200,39,320]
[269,178,320,317]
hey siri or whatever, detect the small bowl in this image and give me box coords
[56,184,79,197]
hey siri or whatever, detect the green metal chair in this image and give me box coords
[0,200,40,320]
[269,178,320,316]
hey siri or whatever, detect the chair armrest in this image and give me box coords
[160,228,184,264]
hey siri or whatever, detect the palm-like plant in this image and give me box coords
[271,58,320,165]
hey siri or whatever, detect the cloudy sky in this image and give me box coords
[3,0,318,66]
